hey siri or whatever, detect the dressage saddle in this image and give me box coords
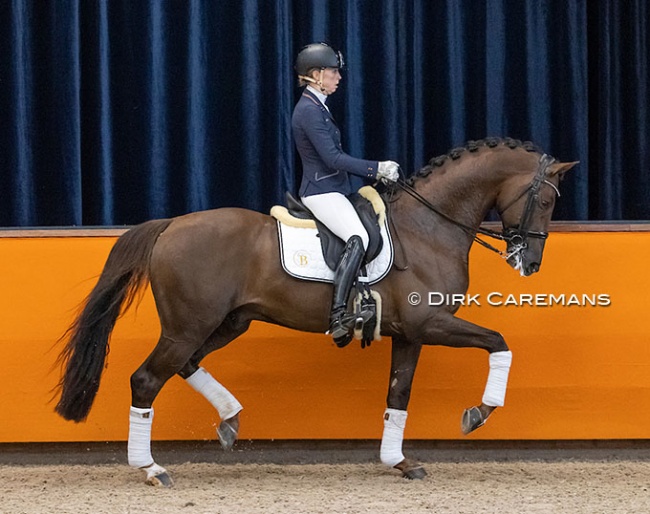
[284,191,384,270]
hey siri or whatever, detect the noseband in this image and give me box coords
[393,154,558,260]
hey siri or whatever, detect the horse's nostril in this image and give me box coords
[528,263,540,274]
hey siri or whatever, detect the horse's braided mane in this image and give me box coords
[408,137,546,185]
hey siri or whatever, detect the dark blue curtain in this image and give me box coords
[0,0,648,226]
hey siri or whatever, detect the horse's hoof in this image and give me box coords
[217,418,238,450]
[461,406,486,435]
[402,465,427,480]
[142,463,174,487]
[394,459,427,480]
[145,471,174,488]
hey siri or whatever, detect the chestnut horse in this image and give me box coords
[56,138,576,486]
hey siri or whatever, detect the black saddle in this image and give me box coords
[285,191,384,271]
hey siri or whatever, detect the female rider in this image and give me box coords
[292,42,399,347]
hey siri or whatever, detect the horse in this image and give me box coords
[55,137,576,486]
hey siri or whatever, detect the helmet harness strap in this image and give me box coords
[317,68,325,93]
[298,68,327,94]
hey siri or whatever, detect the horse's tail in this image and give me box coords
[55,218,173,422]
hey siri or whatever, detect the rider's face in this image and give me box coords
[313,68,341,95]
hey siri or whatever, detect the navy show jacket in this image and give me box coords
[292,88,378,197]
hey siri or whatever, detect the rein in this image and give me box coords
[391,154,558,260]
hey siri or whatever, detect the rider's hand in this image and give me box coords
[377,161,400,183]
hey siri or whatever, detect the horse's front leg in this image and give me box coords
[412,313,512,435]
[460,350,512,435]
[382,336,427,479]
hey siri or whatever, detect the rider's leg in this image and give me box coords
[301,192,369,347]
[328,235,366,346]
[301,192,370,249]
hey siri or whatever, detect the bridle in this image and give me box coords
[392,154,559,261]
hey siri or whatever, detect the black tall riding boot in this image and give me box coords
[329,235,366,347]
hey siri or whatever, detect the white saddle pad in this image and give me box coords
[275,218,394,284]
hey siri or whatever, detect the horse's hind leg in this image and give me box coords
[382,336,427,480]
[177,312,252,450]
[128,332,209,487]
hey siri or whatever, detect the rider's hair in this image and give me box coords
[297,68,320,87]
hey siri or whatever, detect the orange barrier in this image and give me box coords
[0,228,648,443]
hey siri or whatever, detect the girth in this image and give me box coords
[285,191,384,271]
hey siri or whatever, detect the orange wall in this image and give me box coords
[0,231,648,443]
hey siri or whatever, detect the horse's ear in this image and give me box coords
[549,161,578,178]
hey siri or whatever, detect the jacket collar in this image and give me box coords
[302,87,336,122]
[306,85,329,108]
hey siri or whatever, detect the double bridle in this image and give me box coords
[392,154,559,261]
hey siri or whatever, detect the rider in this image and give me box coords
[292,42,400,347]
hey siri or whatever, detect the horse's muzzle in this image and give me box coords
[505,248,541,277]
[524,262,540,275]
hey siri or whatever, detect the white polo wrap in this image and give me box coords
[128,406,154,468]
[185,367,243,420]
[482,350,513,407]
[380,408,407,467]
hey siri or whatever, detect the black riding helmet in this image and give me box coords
[295,42,345,77]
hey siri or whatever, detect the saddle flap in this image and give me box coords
[349,192,383,265]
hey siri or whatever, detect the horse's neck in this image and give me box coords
[396,154,504,250]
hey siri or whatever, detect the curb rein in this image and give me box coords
[390,154,558,261]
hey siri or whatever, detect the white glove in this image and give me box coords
[377,160,400,182]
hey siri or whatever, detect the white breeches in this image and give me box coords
[301,192,369,250]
